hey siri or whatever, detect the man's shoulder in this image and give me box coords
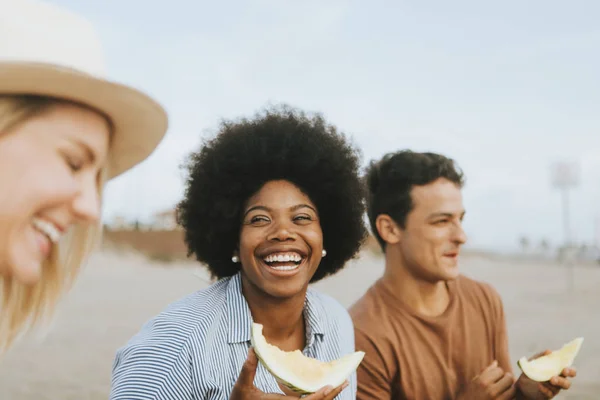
[349,280,384,315]
[456,274,503,310]
[457,274,501,296]
[349,282,391,339]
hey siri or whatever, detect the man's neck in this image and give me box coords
[381,251,451,317]
[241,274,306,351]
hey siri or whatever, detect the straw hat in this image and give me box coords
[0,0,169,179]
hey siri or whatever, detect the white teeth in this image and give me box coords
[263,252,303,263]
[271,265,299,271]
[32,218,61,243]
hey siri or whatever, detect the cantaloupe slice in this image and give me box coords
[250,322,365,394]
[517,337,584,382]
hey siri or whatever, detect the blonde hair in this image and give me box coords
[0,95,107,354]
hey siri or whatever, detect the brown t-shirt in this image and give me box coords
[349,274,512,400]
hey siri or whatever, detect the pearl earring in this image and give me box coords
[322,249,327,257]
[232,255,239,263]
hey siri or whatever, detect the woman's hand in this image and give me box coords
[230,348,348,399]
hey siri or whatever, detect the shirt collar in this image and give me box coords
[304,289,326,342]
[226,272,252,344]
[226,272,326,345]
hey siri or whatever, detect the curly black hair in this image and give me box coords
[176,105,368,282]
[365,150,465,250]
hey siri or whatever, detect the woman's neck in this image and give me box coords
[241,274,307,352]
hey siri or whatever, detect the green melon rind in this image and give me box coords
[517,337,584,382]
[250,329,312,394]
[250,323,364,394]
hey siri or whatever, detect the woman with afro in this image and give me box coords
[109,105,368,400]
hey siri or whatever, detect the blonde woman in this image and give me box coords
[0,0,168,353]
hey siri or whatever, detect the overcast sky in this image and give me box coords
[51,0,600,252]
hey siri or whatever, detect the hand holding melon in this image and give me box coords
[233,322,364,398]
[515,337,582,399]
[230,347,348,399]
[517,337,582,382]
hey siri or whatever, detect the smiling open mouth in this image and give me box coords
[32,218,62,243]
[262,252,304,271]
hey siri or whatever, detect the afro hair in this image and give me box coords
[176,105,368,282]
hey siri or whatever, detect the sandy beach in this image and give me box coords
[0,249,598,399]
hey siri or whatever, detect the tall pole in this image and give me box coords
[595,216,600,264]
[551,161,579,294]
[562,187,574,292]
[562,187,570,244]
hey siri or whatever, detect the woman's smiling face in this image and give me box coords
[0,101,110,285]
[238,179,324,299]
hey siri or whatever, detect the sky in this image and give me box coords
[50,0,600,252]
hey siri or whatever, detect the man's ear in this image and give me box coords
[375,214,402,245]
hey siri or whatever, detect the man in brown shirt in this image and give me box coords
[350,150,577,400]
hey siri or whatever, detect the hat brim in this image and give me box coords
[0,62,168,180]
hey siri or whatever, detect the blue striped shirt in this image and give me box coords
[109,272,357,399]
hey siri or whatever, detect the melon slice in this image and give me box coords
[250,322,365,394]
[517,337,584,382]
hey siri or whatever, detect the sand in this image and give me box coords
[0,250,598,399]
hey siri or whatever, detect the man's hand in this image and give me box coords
[516,350,577,399]
[230,348,349,399]
[457,360,516,400]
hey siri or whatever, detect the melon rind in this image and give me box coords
[250,322,365,394]
[517,337,583,382]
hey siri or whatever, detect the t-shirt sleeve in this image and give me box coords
[354,327,394,400]
[109,326,194,400]
[490,287,513,374]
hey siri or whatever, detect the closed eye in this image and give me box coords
[293,214,314,224]
[247,215,272,227]
[62,153,84,172]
